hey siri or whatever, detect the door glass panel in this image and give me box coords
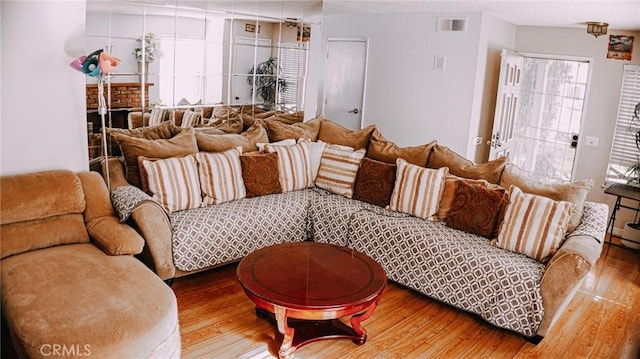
[511,57,590,182]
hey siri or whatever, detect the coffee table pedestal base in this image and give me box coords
[256,307,369,359]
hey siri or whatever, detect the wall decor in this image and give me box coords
[245,23,260,33]
[607,35,634,61]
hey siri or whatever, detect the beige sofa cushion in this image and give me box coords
[1,243,180,358]
[112,129,199,189]
[318,119,376,150]
[367,130,435,167]
[499,164,593,233]
[196,120,268,153]
[427,144,508,184]
[0,170,89,258]
[264,118,322,142]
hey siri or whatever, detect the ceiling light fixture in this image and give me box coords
[586,22,608,38]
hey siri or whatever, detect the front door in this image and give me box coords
[322,39,368,130]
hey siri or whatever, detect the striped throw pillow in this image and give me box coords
[315,144,366,198]
[148,107,166,126]
[195,147,246,205]
[495,186,574,262]
[267,141,313,192]
[141,155,202,213]
[181,110,202,128]
[388,158,448,221]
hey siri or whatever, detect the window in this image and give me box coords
[606,64,640,185]
[278,42,308,111]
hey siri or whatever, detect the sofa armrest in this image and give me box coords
[537,202,608,337]
[77,171,144,256]
[130,203,176,281]
[110,185,176,281]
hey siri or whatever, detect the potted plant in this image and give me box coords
[247,57,287,110]
[133,32,162,75]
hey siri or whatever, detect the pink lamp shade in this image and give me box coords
[69,55,87,72]
[98,52,122,74]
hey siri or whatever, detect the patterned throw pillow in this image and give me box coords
[315,144,366,198]
[438,176,508,238]
[266,141,314,192]
[180,110,202,128]
[388,158,448,221]
[195,147,246,205]
[240,152,282,198]
[148,107,166,126]
[495,186,574,262]
[140,155,202,213]
[353,157,397,207]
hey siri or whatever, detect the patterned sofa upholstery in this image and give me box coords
[100,119,607,342]
[111,182,607,340]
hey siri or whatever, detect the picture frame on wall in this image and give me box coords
[607,35,634,61]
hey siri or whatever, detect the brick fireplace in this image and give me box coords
[86,82,153,110]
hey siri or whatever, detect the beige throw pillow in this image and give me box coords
[195,147,246,205]
[388,158,448,221]
[266,141,314,192]
[495,186,574,262]
[315,144,366,199]
[140,155,202,213]
[499,164,592,233]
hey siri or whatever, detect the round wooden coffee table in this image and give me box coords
[237,242,387,359]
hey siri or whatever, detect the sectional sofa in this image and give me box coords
[103,117,607,341]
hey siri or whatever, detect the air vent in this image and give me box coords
[438,17,467,33]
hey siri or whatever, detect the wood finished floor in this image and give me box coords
[175,238,640,359]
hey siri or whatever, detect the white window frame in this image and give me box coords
[606,64,640,186]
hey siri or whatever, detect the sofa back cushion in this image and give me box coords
[264,118,321,142]
[318,119,376,150]
[499,164,592,233]
[0,170,89,259]
[113,129,199,188]
[389,159,448,221]
[367,130,435,167]
[195,120,268,153]
[427,144,507,184]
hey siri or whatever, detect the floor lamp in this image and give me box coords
[70,49,121,190]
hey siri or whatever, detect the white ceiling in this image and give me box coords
[323,0,640,31]
[90,1,640,31]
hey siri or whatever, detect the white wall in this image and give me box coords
[1,1,87,176]
[515,26,640,212]
[468,14,516,162]
[322,12,485,155]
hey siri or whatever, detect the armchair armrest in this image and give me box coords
[537,202,608,337]
[77,171,144,256]
[111,186,176,281]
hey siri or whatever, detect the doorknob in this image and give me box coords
[348,108,359,114]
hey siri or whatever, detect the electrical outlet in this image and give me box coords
[585,136,599,147]
[473,137,483,145]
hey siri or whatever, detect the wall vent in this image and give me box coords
[438,17,467,33]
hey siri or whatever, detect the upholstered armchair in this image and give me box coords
[0,170,181,358]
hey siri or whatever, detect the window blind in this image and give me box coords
[606,64,640,185]
[278,42,308,110]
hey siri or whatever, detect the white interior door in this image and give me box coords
[231,37,271,105]
[322,39,367,130]
[489,49,523,160]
